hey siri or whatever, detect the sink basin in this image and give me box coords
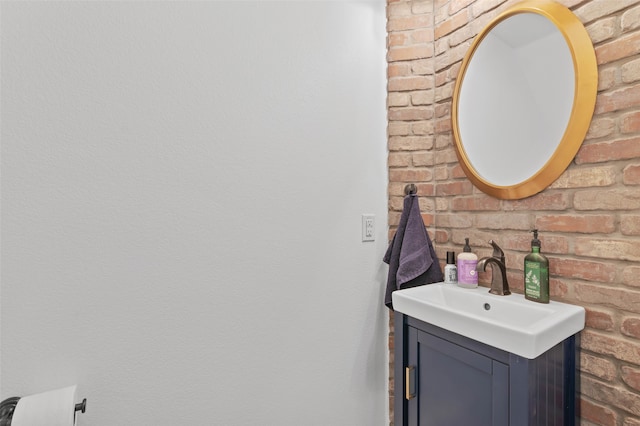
[392,282,585,359]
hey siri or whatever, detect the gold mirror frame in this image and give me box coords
[451,0,598,200]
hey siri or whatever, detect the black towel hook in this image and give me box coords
[75,398,87,414]
[74,398,87,422]
[404,183,417,195]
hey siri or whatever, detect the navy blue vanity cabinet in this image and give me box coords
[394,312,577,426]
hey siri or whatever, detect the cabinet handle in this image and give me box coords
[405,366,416,400]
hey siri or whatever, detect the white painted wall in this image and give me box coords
[1,2,389,424]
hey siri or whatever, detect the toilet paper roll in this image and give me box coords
[11,385,78,426]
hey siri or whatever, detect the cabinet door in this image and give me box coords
[407,328,509,426]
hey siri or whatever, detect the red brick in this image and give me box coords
[574,188,640,211]
[433,200,449,215]
[388,44,434,62]
[418,196,436,212]
[471,0,503,19]
[624,165,640,185]
[586,116,616,139]
[623,266,640,288]
[503,192,570,211]
[388,152,412,167]
[434,165,448,181]
[580,352,616,381]
[415,183,435,196]
[586,16,617,44]
[388,76,432,92]
[389,168,433,183]
[536,214,615,234]
[387,1,411,17]
[622,4,640,32]
[581,330,640,364]
[422,213,435,226]
[388,182,409,196]
[434,80,455,103]
[389,196,404,212]
[412,90,435,106]
[411,59,434,76]
[411,28,434,44]
[435,180,473,196]
[622,366,640,392]
[538,236,570,254]
[621,215,640,236]
[576,283,640,315]
[388,62,410,78]
[451,163,466,178]
[388,32,409,48]
[434,116,451,133]
[624,417,640,426]
[435,69,448,87]
[475,213,531,231]
[388,14,433,32]
[432,136,453,155]
[449,0,474,15]
[598,65,617,91]
[551,258,616,282]
[451,195,501,211]
[586,307,615,331]
[508,271,524,292]
[581,375,640,418]
[594,30,640,65]
[434,213,473,228]
[388,92,411,107]
[434,229,449,244]
[411,121,435,135]
[434,40,471,72]
[551,166,616,188]
[388,122,411,136]
[621,111,640,134]
[577,137,640,164]
[575,236,640,262]
[389,107,434,121]
[622,57,640,84]
[580,398,618,426]
[434,102,450,118]
[595,85,640,115]
[412,152,435,167]
[434,9,469,39]
[622,317,640,340]
[389,135,433,151]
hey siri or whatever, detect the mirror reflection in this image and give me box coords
[452,1,598,199]
[458,13,573,186]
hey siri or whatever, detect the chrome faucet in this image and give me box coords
[477,240,511,296]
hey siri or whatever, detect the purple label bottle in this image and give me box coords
[457,238,478,288]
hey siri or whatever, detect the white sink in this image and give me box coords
[392,282,585,359]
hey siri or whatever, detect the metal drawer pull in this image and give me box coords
[405,366,416,400]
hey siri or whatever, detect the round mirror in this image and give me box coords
[452,0,598,199]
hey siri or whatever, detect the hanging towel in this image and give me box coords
[384,194,443,310]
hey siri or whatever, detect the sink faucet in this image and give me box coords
[477,240,511,296]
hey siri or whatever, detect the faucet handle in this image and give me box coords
[489,240,504,261]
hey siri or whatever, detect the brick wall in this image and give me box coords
[387,0,640,424]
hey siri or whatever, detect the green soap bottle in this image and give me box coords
[524,229,549,303]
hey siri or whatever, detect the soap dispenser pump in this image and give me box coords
[524,229,549,303]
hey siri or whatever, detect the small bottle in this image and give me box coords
[524,229,549,303]
[457,238,478,288]
[444,251,458,284]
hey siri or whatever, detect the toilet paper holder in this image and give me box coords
[0,396,86,425]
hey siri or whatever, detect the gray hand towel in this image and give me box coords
[383,194,443,310]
